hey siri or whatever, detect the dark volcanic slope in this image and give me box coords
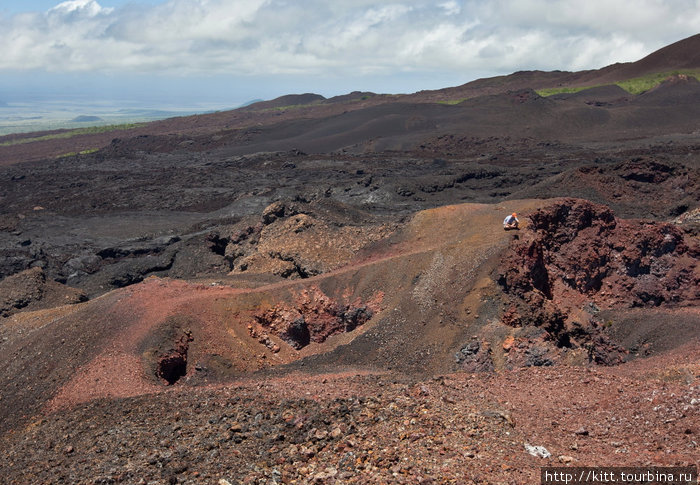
[1,37,699,307]
[102,82,700,157]
[2,34,699,166]
[409,33,700,102]
[1,35,700,485]
[589,33,700,83]
[1,120,698,298]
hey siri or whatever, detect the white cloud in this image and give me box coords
[439,1,461,16]
[48,0,113,17]
[0,0,697,79]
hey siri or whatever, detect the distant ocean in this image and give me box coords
[0,96,232,136]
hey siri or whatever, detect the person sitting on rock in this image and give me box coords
[503,212,519,230]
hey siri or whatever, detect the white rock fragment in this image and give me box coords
[525,443,551,458]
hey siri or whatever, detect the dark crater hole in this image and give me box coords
[157,353,188,385]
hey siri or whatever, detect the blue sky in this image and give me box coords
[1,0,162,14]
[1,0,699,109]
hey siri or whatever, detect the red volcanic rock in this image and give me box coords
[497,199,699,366]
[499,199,698,309]
[252,287,378,350]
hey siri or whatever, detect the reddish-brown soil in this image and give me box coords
[0,345,697,484]
[0,197,697,484]
[0,200,543,427]
[0,35,699,485]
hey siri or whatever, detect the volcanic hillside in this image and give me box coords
[0,34,698,484]
[1,34,699,165]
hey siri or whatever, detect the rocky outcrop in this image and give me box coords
[509,158,699,220]
[499,199,698,308]
[251,287,379,350]
[225,201,396,279]
[0,267,87,317]
[496,199,699,366]
[455,340,495,372]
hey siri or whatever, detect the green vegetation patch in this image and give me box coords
[0,123,145,147]
[259,104,311,113]
[257,100,327,113]
[536,86,596,97]
[438,98,469,105]
[57,148,100,158]
[537,69,700,97]
[615,69,700,95]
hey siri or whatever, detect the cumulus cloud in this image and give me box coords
[48,0,114,17]
[0,0,697,78]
